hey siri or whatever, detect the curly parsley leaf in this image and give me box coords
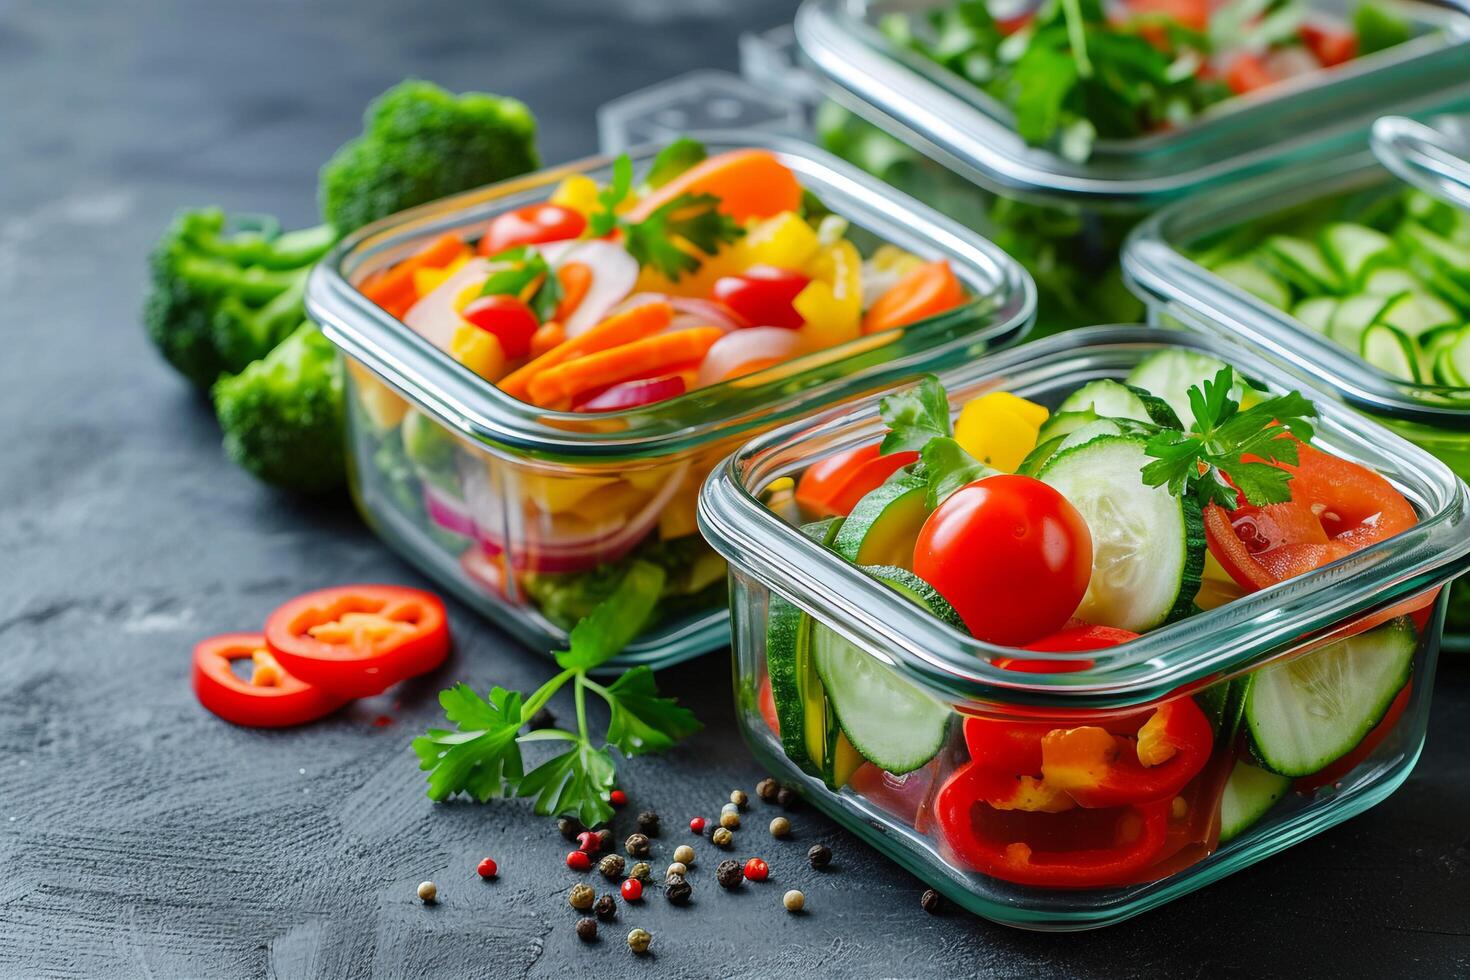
[411,685,525,802]
[555,561,665,672]
[517,740,617,828]
[600,666,703,757]
[622,192,743,282]
[1141,367,1317,509]
[879,374,953,453]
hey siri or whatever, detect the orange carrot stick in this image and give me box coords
[625,150,802,224]
[526,327,724,407]
[499,300,673,400]
[529,321,566,359]
[358,232,467,313]
[861,260,966,335]
[554,262,594,322]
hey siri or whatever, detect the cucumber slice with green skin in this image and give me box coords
[1376,291,1461,340]
[1292,296,1340,334]
[1057,379,1181,428]
[1320,223,1394,287]
[1245,617,1416,778]
[1123,349,1236,426]
[1035,409,1100,446]
[1018,434,1066,477]
[1442,329,1470,388]
[832,472,929,570]
[1215,258,1291,310]
[1262,235,1343,295]
[1434,345,1466,386]
[1399,222,1470,294]
[810,565,958,774]
[1360,322,1421,382]
[1328,293,1397,351]
[1218,760,1292,844]
[1038,435,1204,632]
[766,518,844,778]
[1406,253,1470,313]
[1362,266,1423,296]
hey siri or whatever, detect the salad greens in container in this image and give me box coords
[305,132,1034,670]
[698,325,1470,929]
[791,0,1470,334]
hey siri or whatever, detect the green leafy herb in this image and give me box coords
[412,560,701,826]
[879,374,996,506]
[919,437,993,508]
[1141,367,1318,509]
[642,137,707,190]
[478,245,562,321]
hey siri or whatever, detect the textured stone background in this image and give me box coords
[2,1,1470,976]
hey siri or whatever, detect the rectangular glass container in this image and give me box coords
[1124,119,1470,642]
[305,132,1035,671]
[697,325,1470,929]
[791,0,1470,334]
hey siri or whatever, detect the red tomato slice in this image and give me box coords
[794,443,919,518]
[192,633,348,728]
[994,624,1141,673]
[1300,23,1358,67]
[265,585,451,698]
[1226,53,1278,94]
[758,675,780,736]
[478,204,587,257]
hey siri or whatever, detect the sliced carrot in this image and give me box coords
[861,260,966,334]
[529,321,566,358]
[555,262,594,322]
[526,327,724,407]
[358,232,468,314]
[626,150,803,224]
[499,301,674,400]
[411,233,471,271]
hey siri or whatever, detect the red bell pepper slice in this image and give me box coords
[265,584,451,698]
[192,633,348,728]
[1040,697,1214,808]
[935,763,1171,888]
[795,443,919,518]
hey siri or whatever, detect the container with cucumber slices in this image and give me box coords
[699,327,1470,930]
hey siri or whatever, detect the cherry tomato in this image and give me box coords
[794,443,919,519]
[1204,440,1417,591]
[192,633,349,728]
[1225,53,1277,95]
[462,294,539,360]
[1300,23,1358,67]
[993,624,1140,673]
[478,203,586,257]
[912,475,1092,646]
[712,266,810,329]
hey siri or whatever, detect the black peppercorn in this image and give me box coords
[666,875,692,905]
[575,917,598,942]
[807,843,832,869]
[776,787,798,808]
[596,828,613,850]
[593,894,617,921]
[716,859,743,889]
[756,777,780,803]
[625,833,651,858]
[558,816,584,841]
[598,854,626,879]
[921,888,942,914]
[636,810,660,836]
[527,707,556,731]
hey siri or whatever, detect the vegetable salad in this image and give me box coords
[760,348,1429,889]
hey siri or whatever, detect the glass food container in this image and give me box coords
[698,326,1470,930]
[1124,115,1470,643]
[305,132,1035,671]
[790,0,1470,335]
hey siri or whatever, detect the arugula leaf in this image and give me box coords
[622,192,743,282]
[517,741,617,828]
[642,137,707,190]
[555,561,666,672]
[1011,44,1080,144]
[1141,367,1317,509]
[920,437,995,508]
[879,374,952,454]
[600,666,703,756]
[411,684,525,802]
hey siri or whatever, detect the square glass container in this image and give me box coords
[1123,118,1470,641]
[697,325,1470,929]
[305,132,1035,671]
[792,0,1470,334]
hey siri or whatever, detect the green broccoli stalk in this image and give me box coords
[144,210,337,388]
[213,323,346,494]
[319,79,540,234]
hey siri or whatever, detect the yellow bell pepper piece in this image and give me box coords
[549,174,601,216]
[572,481,651,524]
[659,486,701,540]
[347,359,409,431]
[869,244,924,278]
[450,324,506,380]
[953,392,1049,473]
[739,211,821,271]
[794,239,862,351]
[412,252,472,298]
[517,472,619,514]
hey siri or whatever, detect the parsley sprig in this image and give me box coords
[1141,367,1317,510]
[412,560,701,827]
[878,375,997,507]
[588,153,743,282]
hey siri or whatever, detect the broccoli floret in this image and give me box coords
[213,323,345,494]
[319,79,540,234]
[144,210,337,388]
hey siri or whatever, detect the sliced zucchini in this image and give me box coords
[1214,258,1291,310]
[1124,348,1236,426]
[1320,222,1394,287]
[1360,322,1421,382]
[1362,266,1423,296]
[1262,235,1343,294]
[831,472,928,570]
[1376,291,1460,340]
[1442,329,1470,388]
[1399,222,1470,294]
[1039,435,1204,632]
[1056,379,1181,427]
[1245,617,1416,777]
[1328,293,1396,351]
[1292,296,1340,334]
[1218,760,1292,844]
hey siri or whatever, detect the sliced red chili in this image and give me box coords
[192,632,348,728]
[1040,697,1214,808]
[265,585,450,698]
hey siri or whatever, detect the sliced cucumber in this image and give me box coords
[1399,222,1470,294]
[1377,291,1461,340]
[1057,379,1181,427]
[1434,344,1466,386]
[831,471,928,570]
[1442,329,1470,388]
[1218,760,1292,844]
[1320,223,1394,287]
[1362,266,1422,296]
[1292,296,1339,334]
[1328,293,1396,351]
[1018,434,1066,477]
[1360,322,1421,382]
[811,565,957,774]
[1035,409,1100,446]
[1214,258,1291,310]
[1262,235,1343,294]
[1245,617,1416,777]
[1038,435,1204,632]
[1124,348,1235,426]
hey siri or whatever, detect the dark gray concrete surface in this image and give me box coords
[3,1,1470,976]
